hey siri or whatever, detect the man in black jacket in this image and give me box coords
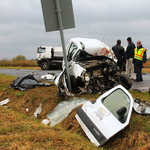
[112,39,126,72]
[126,37,135,79]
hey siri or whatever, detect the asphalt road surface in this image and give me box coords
[0,69,150,92]
[0,69,61,80]
[131,73,150,92]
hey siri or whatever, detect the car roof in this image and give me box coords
[69,37,110,55]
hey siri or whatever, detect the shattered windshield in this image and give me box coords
[68,43,78,61]
[74,50,93,60]
[102,89,130,122]
[37,47,45,53]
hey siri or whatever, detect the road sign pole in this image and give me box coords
[55,0,72,91]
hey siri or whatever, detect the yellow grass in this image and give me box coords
[0,60,150,149]
[0,73,150,149]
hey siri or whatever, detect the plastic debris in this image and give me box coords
[26,108,29,112]
[41,74,55,80]
[10,74,52,91]
[0,99,10,106]
[42,97,89,127]
[41,119,50,125]
[33,103,42,118]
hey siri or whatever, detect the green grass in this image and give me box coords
[16,91,24,97]
[1,66,150,149]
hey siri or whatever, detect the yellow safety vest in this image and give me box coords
[134,48,145,61]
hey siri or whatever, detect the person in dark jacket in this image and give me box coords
[133,41,147,81]
[126,37,136,79]
[112,39,126,72]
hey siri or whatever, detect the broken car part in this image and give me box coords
[10,74,52,91]
[0,99,10,106]
[41,74,55,80]
[133,98,150,114]
[75,85,133,146]
[42,97,89,127]
[33,103,42,118]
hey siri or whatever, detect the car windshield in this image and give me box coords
[74,50,93,60]
[102,89,130,122]
[67,43,78,61]
[37,47,45,53]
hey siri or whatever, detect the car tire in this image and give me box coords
[41,62,49,70]
[119,74,132,89]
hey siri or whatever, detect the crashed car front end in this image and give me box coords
[71,55,120,94]
[55,51,131,96]
[55,38,132,96]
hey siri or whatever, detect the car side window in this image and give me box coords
[68,43,77,61]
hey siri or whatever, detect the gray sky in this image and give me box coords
[0,0,150,60]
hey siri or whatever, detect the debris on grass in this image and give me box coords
[133,98,150,114]
[10,74,52,91]
[33,103,42,118]
[0,98,10,106]
[41,74,55,80]
[42,97,89,127]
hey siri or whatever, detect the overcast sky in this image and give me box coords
[0,0,150,60]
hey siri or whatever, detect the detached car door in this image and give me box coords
[75,85,133,146]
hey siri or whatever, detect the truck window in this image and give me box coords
[67,43,77,61]
[37,47,45,53]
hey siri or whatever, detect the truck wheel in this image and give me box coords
[41,62,49,70]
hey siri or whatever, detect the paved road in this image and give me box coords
[0,69,150,92]
[0,69,61,80]
[131,73,150,92]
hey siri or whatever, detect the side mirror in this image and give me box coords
[117,106,127,123]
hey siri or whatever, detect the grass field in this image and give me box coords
[1,68,150,149]
[1,60,150,149]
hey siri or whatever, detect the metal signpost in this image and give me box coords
[41,0,75,91]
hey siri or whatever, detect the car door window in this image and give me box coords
[102,89,130,123]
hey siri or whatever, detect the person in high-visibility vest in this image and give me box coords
[133,41,147,82]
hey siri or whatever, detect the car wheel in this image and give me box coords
[41,62,49,70]
[119,74,132,89]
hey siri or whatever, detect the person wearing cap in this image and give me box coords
[125,37,136,80]
[112,39,126,72]
[133,41,147,82]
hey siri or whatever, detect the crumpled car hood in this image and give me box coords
[55,55,132,97]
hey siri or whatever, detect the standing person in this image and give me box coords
[134,41,147,82]
[112,39,126,72]
[126,37,136,80]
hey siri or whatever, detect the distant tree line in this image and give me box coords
[0,55,37,67]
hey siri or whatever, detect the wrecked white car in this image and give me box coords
[75,85,133,146]
[55,38,132,96]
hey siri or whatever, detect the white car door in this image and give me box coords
[75,85,133,146]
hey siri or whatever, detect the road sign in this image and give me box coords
[41,0,75,32]
[40,0,75,91]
